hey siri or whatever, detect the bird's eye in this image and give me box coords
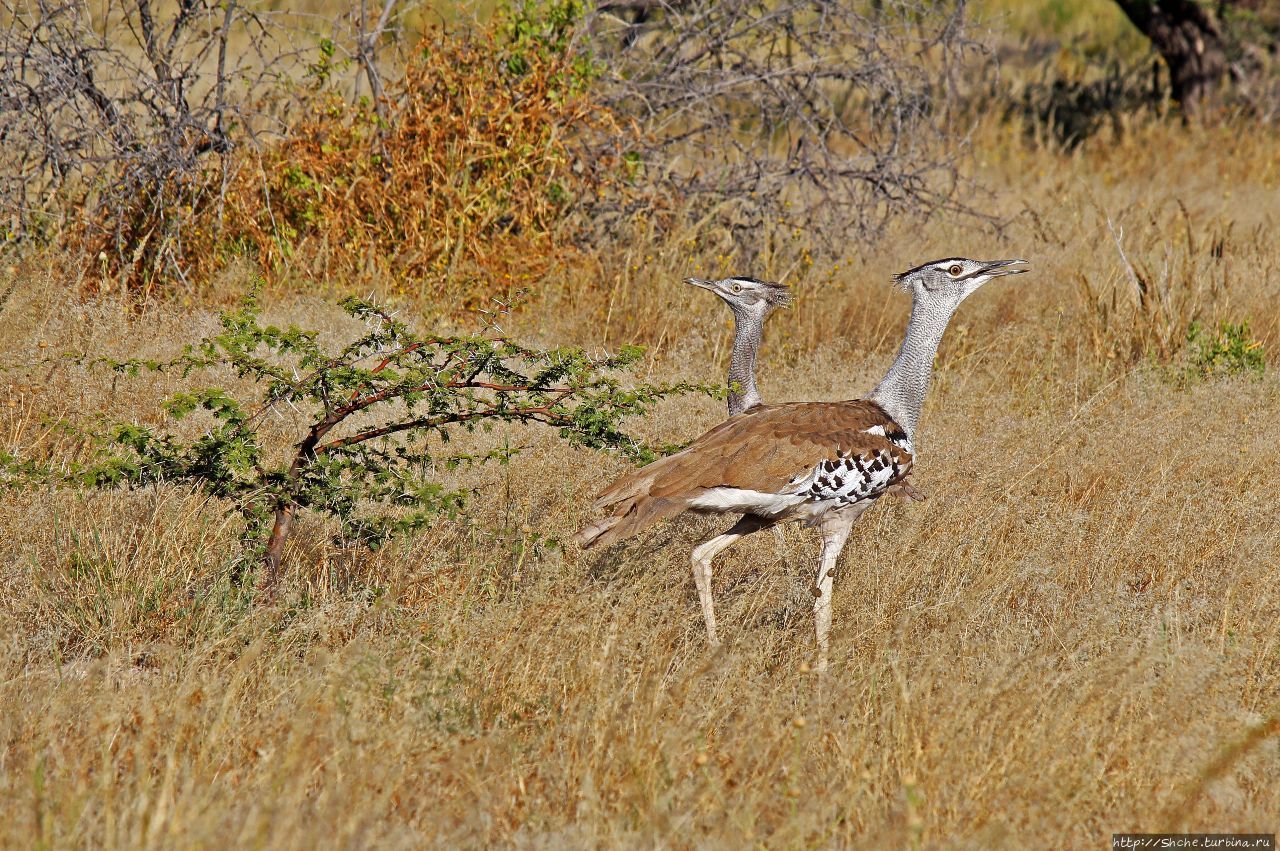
[948,264,963,276]
[732,283,743,293]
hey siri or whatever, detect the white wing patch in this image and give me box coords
[785,448,910,507]
[687,487,806,517]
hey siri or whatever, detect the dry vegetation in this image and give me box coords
[2,1,1280,848]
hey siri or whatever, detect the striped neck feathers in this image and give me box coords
[726,305,765,416]
[869,291,963,442]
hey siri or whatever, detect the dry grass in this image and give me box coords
[2,107,1280,848]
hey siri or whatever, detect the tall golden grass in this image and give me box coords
[2,61,1279,851]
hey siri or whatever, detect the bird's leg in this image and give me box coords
[690,514,770,647]
[812,503,868,674]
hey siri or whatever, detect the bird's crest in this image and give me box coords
[764,281,794,308]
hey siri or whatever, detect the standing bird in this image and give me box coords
[684,275,793,416]
[577,258,1029,671]
[688,274,925,502]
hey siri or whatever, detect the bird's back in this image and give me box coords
[578,399,911,548]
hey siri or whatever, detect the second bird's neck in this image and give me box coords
[727,310,764,416]
[869,295,958,443]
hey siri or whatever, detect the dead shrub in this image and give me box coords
[73,10,627,304]
[207,23,622,303]
[582,0,993,265]
[0,0,304,300]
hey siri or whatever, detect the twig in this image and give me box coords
[1105,213,1144,301]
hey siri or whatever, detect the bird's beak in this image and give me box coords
[983,259,1030,278]
[684,277,715,291]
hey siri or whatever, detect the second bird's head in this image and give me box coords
[893,258,1029,306]
[684,276,793,316]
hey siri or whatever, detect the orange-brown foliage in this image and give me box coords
[82,22,621,304]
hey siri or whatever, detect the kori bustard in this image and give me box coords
[684,275,792,416]
[578,258,1029,671]
[688,274,925,502]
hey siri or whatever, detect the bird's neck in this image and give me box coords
[727,309,764,416]
[869,295,958,442]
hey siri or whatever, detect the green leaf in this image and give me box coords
[35,289,707,579]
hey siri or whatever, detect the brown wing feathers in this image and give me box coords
[576,400,911,549]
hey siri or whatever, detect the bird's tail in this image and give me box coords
[575,495,687,550]
[576,440,711,549]
[574,514,625,550]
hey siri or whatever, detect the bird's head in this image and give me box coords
[684,275,793,316]
[893,258,1029,306]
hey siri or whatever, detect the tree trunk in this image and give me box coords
[255,403,344,594]
[261,502,296,592]
[1114,0,1228,119]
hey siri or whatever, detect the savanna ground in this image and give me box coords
[2,1,1280,848]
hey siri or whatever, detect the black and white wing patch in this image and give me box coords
[863,423,913,456]
[785,447,911,506]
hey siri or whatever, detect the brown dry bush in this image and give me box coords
[69,12,628,305]
[0,0,311,300]
[204,24,624,304]
[59,0,998,306]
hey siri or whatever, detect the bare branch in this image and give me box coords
[574,0,996,260]
[357,0,398,119]
[0,0,322,271]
